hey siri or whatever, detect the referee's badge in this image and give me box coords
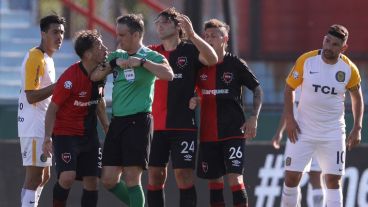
[335,71,345,82]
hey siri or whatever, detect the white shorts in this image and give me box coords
[20,137,52,167]
[285,140,321,172]
[284,138,345,175]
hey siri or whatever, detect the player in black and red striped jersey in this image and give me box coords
[42,30,109,207]
[192,19,263,207]
[147,7,218,207]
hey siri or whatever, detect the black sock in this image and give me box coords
[231,184,248,207]
[179,185,197,207]
[53,182,70,207]
[81,189,98,207]
[147,184,165,207]
[209,182,225,207]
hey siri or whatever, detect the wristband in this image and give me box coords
[140,58,147,67]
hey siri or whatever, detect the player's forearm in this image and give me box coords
[190,33,218,66]
[144,60,174,81]
[44,102,58,139]
[283,85,295,120]
[351,88,364,130]
[25,83,55,104]
[97,98,109,132]
[90,64,111,82]
[250,86,263,118]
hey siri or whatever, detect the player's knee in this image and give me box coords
[148,167,166,185]
[284,171,302,187]
[101,176,118,190]
[324,174,341,189]
[227,173,243,186]
[175,169,193,183]
[58,172,76,189]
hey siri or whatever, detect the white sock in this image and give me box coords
[35,186,44,205]
[21,189,36,207]
[325,188,342,207]
[281,183,301,207]
[21,188,26,203]
[312,188,324,207]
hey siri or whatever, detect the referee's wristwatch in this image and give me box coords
[140,57,147,67]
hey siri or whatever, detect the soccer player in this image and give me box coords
[147,8,217,207]
[18,14,65,207]
[42,30,109,207]
[90,14,173,207]
[194,19,263,207]
[272,88,324,207]
[281,24,363,207]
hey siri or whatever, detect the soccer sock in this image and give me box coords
[81,189,98,207]
[179,185,197,207]
[281,183,300,207]
[21,189,36,207]
[209,182,225,207]
[231,183,248,207]
[312,188,324,207]
[35,186,44,205]
[147,184,165,207]
[128,185,145,207]
[53,182,70,207]
[21,188,26,204]
[108,180,130,205]
[325,188,342,207]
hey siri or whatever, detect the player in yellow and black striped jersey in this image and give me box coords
[281,24,364,207]
[17,15,65,207]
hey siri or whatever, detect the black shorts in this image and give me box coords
[197,139,245,179]
[102,113,153,170]
[53,134,102,180]
[149,130,197,169]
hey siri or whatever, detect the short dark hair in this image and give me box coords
[327,24,349,42]
[74,30,101,59]
[204,19,230,36]
[116,14,144,37]
[40,14,65,32]
[156,7,183,38]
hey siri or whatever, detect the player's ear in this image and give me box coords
[341,43,348,53]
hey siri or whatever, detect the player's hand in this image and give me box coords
[242,116,258,139]
[116,57,141,69]
[188,97,200,110]
[271,133,283,149]
[285,115,300,143]
[347,127,361,151]
[177,15,195,39]
[42,137,53,158]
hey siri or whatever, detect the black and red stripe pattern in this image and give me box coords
[150,42,203,131]
[197,53,259,142]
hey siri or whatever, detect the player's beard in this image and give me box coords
[322,49,338,60]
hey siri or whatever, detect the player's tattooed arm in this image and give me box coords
[242,85,263,139]
[251,85,263,117]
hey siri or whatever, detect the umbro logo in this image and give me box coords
[309,71,319,74]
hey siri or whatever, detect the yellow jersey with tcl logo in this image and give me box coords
[286,50,360,140]
[18,48,56,138]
